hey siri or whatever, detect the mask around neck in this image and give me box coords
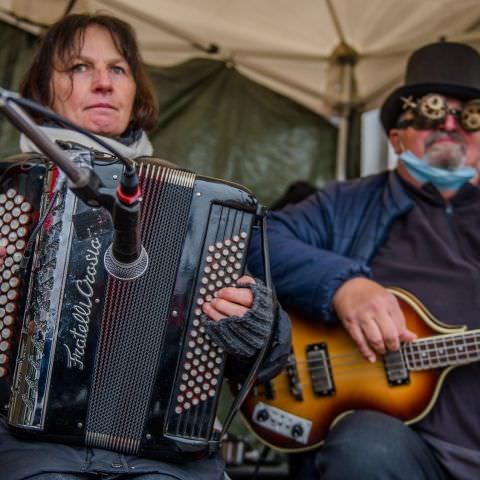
[399,150,476,192]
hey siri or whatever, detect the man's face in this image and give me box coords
[390,97,480,171]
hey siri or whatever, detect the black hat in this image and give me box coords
[380,42,480,132]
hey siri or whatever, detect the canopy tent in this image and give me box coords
[0,0,479,180]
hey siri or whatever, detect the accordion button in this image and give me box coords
[17,227,28,238]
[1,328,12,339]
[13,195,24,205]
[20,202,32,213]
[0,366,7,377]
[6,189,15,199]
[19,214,30,225]
[0,353,7,364]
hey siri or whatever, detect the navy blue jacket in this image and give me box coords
[248,171,413,319]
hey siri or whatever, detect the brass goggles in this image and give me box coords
[396,93,480,131]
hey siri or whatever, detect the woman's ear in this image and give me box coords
[388,128,404,154]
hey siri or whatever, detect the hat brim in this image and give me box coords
[380,83,480,133]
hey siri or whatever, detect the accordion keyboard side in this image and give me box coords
[0,161,47,413]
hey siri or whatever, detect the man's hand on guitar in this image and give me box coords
[333,277,416,363]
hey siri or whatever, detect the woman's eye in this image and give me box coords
[111,65,126,75]
[70,63,88,73]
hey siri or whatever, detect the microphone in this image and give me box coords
[103,166,149,281]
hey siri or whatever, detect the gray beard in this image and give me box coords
[423,132,466,170]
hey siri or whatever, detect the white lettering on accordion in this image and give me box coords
[64,236,101,370]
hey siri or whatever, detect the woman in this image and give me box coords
[0,13,289,480]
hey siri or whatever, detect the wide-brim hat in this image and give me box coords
[380,42,480,132]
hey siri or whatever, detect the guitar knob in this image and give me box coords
[291,423,304,438]
[256,408,269,423]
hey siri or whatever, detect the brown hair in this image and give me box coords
[20,13,158,132]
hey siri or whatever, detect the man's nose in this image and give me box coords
[92,67,113,91]
[440,111,461,131]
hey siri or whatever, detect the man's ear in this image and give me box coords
[389,128,403,154]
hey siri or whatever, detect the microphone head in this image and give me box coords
[104,244,148,281]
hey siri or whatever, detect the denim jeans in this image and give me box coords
[26,474,232,480]
[289,411,451,480]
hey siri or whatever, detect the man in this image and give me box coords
[248,41,480,480]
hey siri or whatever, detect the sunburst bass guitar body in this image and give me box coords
[239,288,480,452]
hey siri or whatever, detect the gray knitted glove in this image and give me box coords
[202,279,274,358]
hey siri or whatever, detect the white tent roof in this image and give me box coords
[0,0,479,119]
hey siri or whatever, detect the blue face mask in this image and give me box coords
[399,150,476,192]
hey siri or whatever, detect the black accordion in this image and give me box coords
[0,151,259,462]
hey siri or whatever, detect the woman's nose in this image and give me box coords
[92,67,113,91]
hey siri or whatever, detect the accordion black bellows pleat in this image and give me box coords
[2,154,258,462]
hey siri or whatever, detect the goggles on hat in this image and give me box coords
[396,93,480,131]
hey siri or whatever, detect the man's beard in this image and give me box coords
[423,132,466,170]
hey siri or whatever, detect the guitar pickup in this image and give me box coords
[286,353,303,401]
[306,343,335,396]
[383,350,410,386]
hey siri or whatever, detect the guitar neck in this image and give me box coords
[403,329,480,371]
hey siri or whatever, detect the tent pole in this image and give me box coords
[335,62,353,181]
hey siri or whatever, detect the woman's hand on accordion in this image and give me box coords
[201,275,274,358]
[202,275,255,321]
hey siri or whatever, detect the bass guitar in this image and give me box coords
[239,287,480,452]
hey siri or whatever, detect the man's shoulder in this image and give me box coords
[320,171,392,204]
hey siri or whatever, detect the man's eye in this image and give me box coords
[70,63,88,73]
[111,65,126,74]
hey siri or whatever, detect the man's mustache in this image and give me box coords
[424,132,465,151]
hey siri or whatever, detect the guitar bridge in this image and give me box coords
[383,350,410,386]
[306,343,335,396]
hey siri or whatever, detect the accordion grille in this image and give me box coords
[85,166,195,454]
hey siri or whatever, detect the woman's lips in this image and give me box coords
[85,103,116,110]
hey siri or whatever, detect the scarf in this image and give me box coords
[20,125,153,159]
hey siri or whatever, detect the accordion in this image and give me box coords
[0,150,259,462]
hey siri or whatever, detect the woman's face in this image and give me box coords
[51,25,137,137]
